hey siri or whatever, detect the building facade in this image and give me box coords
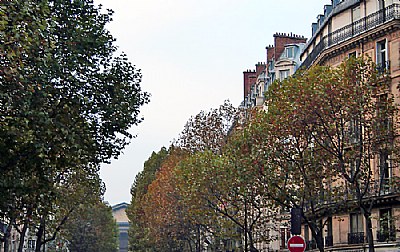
[112,203,129,252]
[300,0,400,251]
[243,33,306,110]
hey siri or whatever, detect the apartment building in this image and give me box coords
[241,33,307,251]
[243,33,306,109]
[300,0,400,251]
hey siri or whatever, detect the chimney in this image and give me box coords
[243,70,257,100]
[255,62,266,76]
[266,45,275,62]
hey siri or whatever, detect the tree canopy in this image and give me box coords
[0,0,149,250]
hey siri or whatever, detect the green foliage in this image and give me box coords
[0,0,148,250]
[62,201,118,252]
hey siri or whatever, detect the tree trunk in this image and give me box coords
[248,231,259,252]
[18,207,32,252]
[17,222,29,252]
[35,217,45,252]
[364,211,375,252]
[244,200,248,252]
[314,231,325,252]
[309,222,324,252]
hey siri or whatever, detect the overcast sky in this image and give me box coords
[94,0,332,206]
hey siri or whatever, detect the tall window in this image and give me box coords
[376,40,388,73]
[347,119,360,144]
[378,151,392,193]
[378,208,395,241]
[280,227,290,249]
[349,213,364,244]
[350,213,364,233]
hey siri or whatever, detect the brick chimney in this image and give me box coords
[273,32,307,61]
[243,70,257,100]
[266,45,275,62]
[255,62,266,76]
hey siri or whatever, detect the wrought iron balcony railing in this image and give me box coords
[377,229,396,242]
[301,4,400,69]
[348,232,365,244]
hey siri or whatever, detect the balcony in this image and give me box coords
[348,232,365,244]
[302,4,400,69]
[377,229,396,242]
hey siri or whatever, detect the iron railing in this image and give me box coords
[377,229,396,242]
[302,4,400,69]
[348,232,365,244]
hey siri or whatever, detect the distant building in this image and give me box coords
[243,32,306,109]
[112,203,129,252]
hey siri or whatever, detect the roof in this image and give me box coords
[112,202,129,212]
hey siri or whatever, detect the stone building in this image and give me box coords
[300,0,400,251]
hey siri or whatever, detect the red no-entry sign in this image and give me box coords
[287,235,306,252]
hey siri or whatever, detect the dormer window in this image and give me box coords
[285,47,294,58]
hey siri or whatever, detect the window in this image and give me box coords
[347,119,360,144]
[376,40,388,73]
[279,70,290,80]
[28,240,36,249]
[280,227,290,249]
[285,47,294,58]
[352,5,361,22]
[378,150,392,193]
[350,213,363,233]
[377,94,392,136]
[349,213,364,244]
[378,208,395,242]
[349,51,357,58]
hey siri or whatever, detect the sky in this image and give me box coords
[94,0,332,206]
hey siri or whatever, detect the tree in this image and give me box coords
[249,106,343,252]
[141,147,192,251]
[0,0,149,250]
[175,100,238,154]
[176,124,280,252]
[63,201,118,252]
[127,147,169,251]
[264,57,399,251]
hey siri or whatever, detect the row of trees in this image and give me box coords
[1,0,148,251]
[128,57,399,252]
